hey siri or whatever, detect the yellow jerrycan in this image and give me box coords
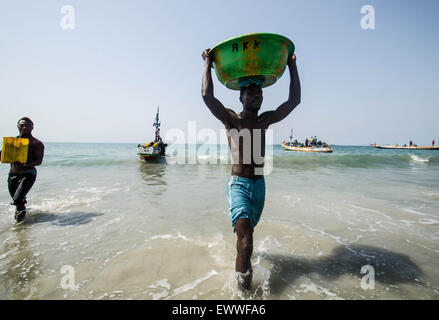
[1,137,29,163]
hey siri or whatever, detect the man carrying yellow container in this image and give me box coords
[0,117,44,222]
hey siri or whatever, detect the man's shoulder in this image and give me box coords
[258,110,274,120]
[30,137,44,148]
[225,108,238,117]
[223,108,240,128]
[257,110,275,128]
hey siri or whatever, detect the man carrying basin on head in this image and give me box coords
[0,117,44,223]
[201,49,301,291]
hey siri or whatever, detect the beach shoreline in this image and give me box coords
[0,143,438,299]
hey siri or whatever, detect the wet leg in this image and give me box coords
[235,218,254,290]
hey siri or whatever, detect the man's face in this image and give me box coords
[241,86,263,112]
[17,120,33,135]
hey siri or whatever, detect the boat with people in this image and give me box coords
[282,142,333,153]
[282,130,333,153]
[373,144,439,150]
[137,107,167,161]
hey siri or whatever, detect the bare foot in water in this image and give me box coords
[15,205,26,223]
[237,268,253,291]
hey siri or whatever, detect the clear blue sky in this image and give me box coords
[1,0,438,145]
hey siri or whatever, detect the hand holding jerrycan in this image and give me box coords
[1,137,29,164]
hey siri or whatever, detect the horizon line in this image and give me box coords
[40,141,371,146]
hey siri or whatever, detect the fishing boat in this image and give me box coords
[137,107,167,161]
[282,142,333,153]
[282,129,333,153]
[373,144,439,150]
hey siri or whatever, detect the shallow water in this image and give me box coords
[0,144,438,299]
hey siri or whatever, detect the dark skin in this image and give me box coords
[0,120,44,214]
[201,49,301,288]
[10,121,45,174]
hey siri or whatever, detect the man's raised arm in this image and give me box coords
[263,54,301,126]
[201,49,233,125]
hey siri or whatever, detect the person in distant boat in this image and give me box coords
[409,140,413,147]
[433,140,435,147]
[305,138,309,147]
[157,137,167,156]
[0,118,44,222]
[201,49,301,291]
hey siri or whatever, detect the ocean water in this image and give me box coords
[0,143,438,300]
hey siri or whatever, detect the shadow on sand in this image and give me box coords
[258,244,423,295]
[22,211,103,226]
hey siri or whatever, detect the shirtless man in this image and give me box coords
[201,49,301,290]
[0,117,45,222]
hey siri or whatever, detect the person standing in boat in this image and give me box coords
[0,117,44,222]
[433,139,435,147]
[157,137,167,156]
[201,49,301,291]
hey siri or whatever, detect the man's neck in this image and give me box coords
[241,109,258,120]
[19,133,32,138]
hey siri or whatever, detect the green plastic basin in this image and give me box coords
[210,33,294,90]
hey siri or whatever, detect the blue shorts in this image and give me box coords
[226,176,266,232]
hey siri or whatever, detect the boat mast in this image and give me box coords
[153,106,160,141]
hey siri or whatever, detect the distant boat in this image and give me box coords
[137,143,162,160]
[282,142,333,153]
[282,129,333,153]
[373,144,439,150]
[137,107,167,161]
